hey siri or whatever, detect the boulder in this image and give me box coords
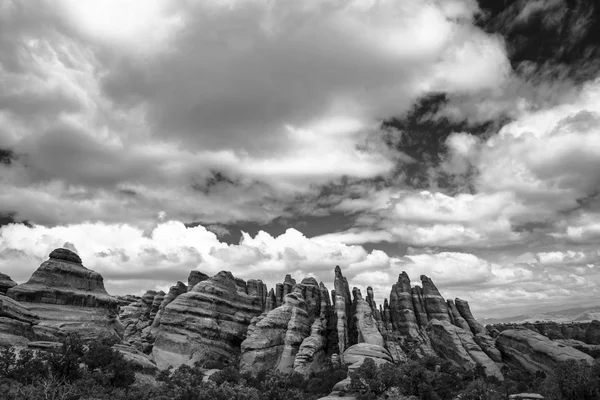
[343,343,392,372]
[240,290,310,374]
[152,271,263,369]
[0,273,17,295]
[113,343,158,374]
[496,328,593,374]
[27,341,62,350]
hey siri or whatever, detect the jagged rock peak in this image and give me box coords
[49,248,82,264]
[284,274,296,285]
[397,271,412,291]
[301,277,318,286]
[187,270,209,290]
[352,287,363,301]
[420,275,451,323]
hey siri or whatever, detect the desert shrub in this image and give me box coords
[350,358,401,400]
[542,359,600,400]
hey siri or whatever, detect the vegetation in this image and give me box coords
[1,334,599,400]
[349,355,600,400]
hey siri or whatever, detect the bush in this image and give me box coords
[542,359,600,400]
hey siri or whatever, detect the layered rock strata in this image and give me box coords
[240,289,311,374]
[7,249,117,310]
[0,273,17,295]
[0,294,39,346]
[152,271,264,369]
[427,319,503,380]
[5,249,121,342]
[496,328,593,374]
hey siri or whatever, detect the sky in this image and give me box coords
[1,0,600,318]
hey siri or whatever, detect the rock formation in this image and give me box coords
[343,343,393,372]
[150,281,188,333]
[187,271,209,290]
[0,294,39,346]
[241,289,311,374]
[5,249,121,342]
[421,275,451,323]
[352,288,384,347]
[7,248,116,310]
[333,266,353,356]
[4,255,597,386]
[455,298,502,362]
[427,319,503,380]
[496,328,593,374]
[152,271,264,369]
[0,273,17,295]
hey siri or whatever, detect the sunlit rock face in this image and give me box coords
[151,271,264,370]
[3,249,121,343]
[496,328,593,374]
[240,290,311,374]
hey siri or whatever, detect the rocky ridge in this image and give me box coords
[1,252,598,394]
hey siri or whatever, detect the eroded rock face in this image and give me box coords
[334,266,353,356]
[428,319,503,380]
[0,273,17,295]
[240,290,311,374]
[343,343,392,372]
[421,276,451,323]
[455,298,486,336]
[7,249,116,310]
[4,249,120,343]
[294,317,328,376]
[454,298,502,362]
[496,328,593,374]
[352,288,384,347]
[150,281,188,333]
[0,294,39,347]
[187,271,209,291]
[152,271,264,369]
[389,272,421,339]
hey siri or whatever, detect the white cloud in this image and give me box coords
[1,220,598,315]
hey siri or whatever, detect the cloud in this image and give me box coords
[1,220,598,317]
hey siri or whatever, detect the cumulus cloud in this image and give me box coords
[2,220,599,316]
